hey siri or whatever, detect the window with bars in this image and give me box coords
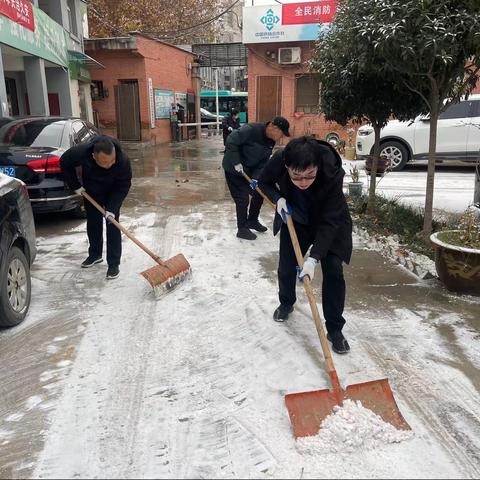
[295,74,321,114]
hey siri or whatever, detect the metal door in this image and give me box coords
[256,76,282,122]
[114,81,141,141]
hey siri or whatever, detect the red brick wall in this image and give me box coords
[87,36,194,144]
[137,36,194,144]
[247,42,354,145]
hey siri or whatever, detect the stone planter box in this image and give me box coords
[348,182,363,197]
[430,231,480,295]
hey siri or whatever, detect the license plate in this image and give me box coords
[0,166,16,177]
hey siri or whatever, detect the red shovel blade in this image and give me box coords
[285,378,410,438]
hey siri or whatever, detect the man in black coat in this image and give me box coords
[259,136,353,354]
[221,108,240,145]
[61,135,132,280]
[222,116,290,240]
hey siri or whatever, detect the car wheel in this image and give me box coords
[0,246,31,328]
[379,141,409,171]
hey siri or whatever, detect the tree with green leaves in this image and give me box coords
[311,0,425,213]
[355,0,480,236]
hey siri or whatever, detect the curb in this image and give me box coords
[353,225,437,280]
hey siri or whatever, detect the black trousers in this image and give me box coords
[225,171,264,229]
[84,199,121,267]
[278,222,346,334]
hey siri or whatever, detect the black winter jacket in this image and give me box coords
[259,140,353,264]
[221,115,240,143]
[60,136,132,213]
[222,123,275,179]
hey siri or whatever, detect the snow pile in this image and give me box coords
[297,399,414,455]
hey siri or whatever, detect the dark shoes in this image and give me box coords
[81,256,103,268]
[246,219,267,232]
[237,228,257,240]
[273,304,294,322]
[327,331,350,354]
[106,265,120,280]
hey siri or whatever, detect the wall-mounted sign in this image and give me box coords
[243,1,336,44]
[154,89,175,119]
[148,79,155,128]
[0,0,34,32]
[0,6,67,66]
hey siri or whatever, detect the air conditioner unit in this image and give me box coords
[278,47,301,64]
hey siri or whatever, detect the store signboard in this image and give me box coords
[0,5,67,66]
[0,0,34,32]
[242,1,336,44]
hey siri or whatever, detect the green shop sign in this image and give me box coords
[0,5,68,67]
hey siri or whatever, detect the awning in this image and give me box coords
[68,50,104,69]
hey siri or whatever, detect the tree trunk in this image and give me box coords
[475,153,480,206]
[367,122,381,214]
[422,89,439,238]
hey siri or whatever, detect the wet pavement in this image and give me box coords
[0,136,479,478]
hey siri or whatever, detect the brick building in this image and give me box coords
[243,1,347,142]
[85,33,195,144]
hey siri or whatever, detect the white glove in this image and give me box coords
[276,197,292,223]
[74,187,85,195]
[234,163,244,173]
[298,257,318,282]
[104,211,115,222]
[228,126,233,132]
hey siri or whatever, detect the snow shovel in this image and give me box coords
[82,192,191,296]
[242,172,410,438]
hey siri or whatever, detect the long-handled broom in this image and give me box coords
[82,192,191,297]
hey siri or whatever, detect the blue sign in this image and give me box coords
[261,8,280,31]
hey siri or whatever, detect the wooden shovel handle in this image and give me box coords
[81,191,167,267]
[242,172,337,376]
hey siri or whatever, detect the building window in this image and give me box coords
[295,74,321,114]
[67,0,78,36]
[91,81,104,101]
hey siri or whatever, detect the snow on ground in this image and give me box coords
[25,201,479,479]
[343,159,476,214]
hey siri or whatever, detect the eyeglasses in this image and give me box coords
[287,167,317,181]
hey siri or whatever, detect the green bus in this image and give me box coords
[200,90,248,123]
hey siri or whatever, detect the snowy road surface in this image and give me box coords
[0,138,479,479]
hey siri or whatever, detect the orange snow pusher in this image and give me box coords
[242,172,410,438]
[82,192,191,297]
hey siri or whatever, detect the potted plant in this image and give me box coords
[430,207,480,295]
[348,165,363,197]
[344,127,356,160]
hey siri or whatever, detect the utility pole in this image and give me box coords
[192,62,202,140]
[215,68,220,135]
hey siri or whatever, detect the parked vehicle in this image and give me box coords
[0,173,36,327]
[200,107,225,126]
[0,116,100,215]
[355,94,480,171]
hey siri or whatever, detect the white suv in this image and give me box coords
[355,94,480,171]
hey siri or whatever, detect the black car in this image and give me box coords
[0,173,36,327]
[0,116,99,215]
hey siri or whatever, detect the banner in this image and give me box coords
[0,6,67,66]
[0,0,34,32]
[282,1,336,25]
[243,3,336,44]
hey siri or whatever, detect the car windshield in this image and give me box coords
[0,119,65,148]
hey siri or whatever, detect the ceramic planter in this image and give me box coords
[430,231,480,295]
[348,182,363,197]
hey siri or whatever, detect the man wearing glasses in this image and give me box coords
[259,136,353,354]
[222,116,290,240]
